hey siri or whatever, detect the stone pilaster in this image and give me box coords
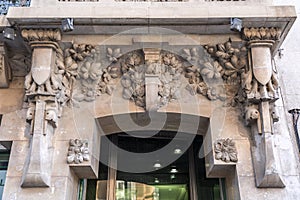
[0,43,10,88]
[243,27,284,188]
[21,29,62,187]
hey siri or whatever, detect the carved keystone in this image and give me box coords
[144,48,161,111]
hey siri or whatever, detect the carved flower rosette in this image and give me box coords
[67,139,90,164]
[214,138,238,163]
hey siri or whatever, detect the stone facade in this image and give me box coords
[0,0,299,199]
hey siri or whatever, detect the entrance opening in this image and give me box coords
[86,131,225,200]
[0,141,11,199]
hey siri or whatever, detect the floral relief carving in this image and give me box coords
[183,40,247,104]
[158,52,183,106]
[67,139,90,164]
[107,47,122,63]
[120,51,146,107]
[67,44,103,102]
[67,41,250,109]
[214,138,238,163]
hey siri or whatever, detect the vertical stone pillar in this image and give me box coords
[20,29,62,187]
[0,43,10,88]
[243,28,284,188]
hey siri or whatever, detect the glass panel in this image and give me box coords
[86,132,226,200]
[193,137,224,200]
[0,148,10,199]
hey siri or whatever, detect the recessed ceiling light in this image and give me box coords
[154,178,159,183]
[174,148,182,154]
[153,162,162,168]
[170,168,178,173]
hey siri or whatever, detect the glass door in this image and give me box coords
[86,132,225,200]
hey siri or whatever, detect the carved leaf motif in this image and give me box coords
[242,27,281,41]
[107,48,122,63]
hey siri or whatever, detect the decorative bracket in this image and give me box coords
[243,27,285,188]
[21,29,62,187]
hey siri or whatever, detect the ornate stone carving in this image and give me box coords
[183,40,247,105]
[214,138,238,163]
[67,139,90,164]
[66,44,103,102]
[242,27,281,41]
[120,51,145,107]
[21,29,66,188]
[240,28,285,188]
[107,47,122,63]
[69,42,248,109]
[21,29,61,42]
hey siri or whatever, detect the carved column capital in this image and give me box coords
[241,27,281,41]
[21,29,61,43]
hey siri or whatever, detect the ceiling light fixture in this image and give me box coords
[153,162,162,169]
[170,168,178,173]
[174,148,182,155]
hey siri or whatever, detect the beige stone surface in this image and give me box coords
[2,176,72,200]
[0,0,299,199]
[0,109,27,141]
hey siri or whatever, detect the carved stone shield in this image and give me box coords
[31,48,53,85]
[251,47,272,85]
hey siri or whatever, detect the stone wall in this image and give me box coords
[0,1,299,200]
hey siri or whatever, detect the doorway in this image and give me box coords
[86,131,225,200]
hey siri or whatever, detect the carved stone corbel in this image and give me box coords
[242,27,285,188]
[21,29,63,187]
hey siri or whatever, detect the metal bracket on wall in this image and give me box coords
[288,109,300,152]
